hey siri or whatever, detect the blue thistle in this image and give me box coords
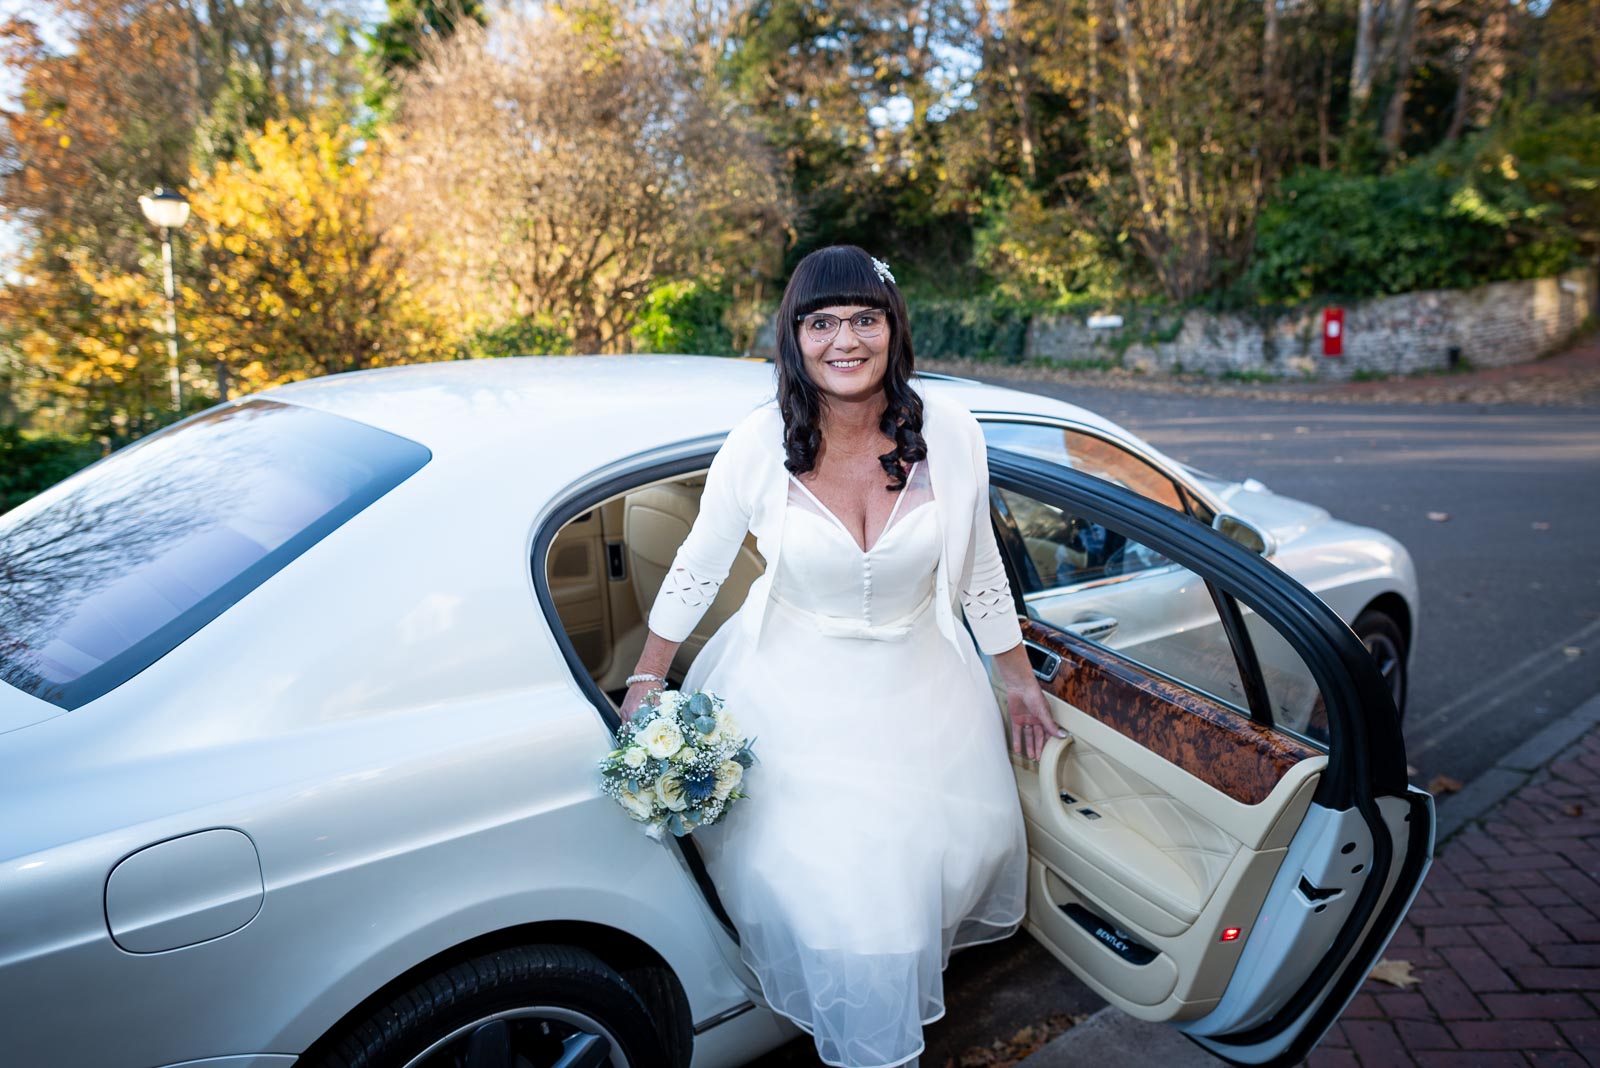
[683,770,717,803]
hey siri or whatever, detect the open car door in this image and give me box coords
[983,448,1434,1067]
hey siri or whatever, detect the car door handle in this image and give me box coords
[1023,639,1062,682]
[1066,615,1119,642]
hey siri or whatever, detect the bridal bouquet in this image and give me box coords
[599,688,756,840]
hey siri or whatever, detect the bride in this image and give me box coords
[620,245,1064,1068]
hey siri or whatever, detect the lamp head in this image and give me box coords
[139,187,191,230]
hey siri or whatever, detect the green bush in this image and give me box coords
[467,318,573,358]
[1251,134,1584,304]
[0,425,103,514]
[632,281,737,356]
[907,297,1034,362]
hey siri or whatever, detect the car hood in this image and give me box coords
[1209,478,1333,548]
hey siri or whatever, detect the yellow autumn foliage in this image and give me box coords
[4,115,458,440]
[187,116,459,384]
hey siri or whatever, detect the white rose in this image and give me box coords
[657,690,684,714]
[640,718,685,760]
[621,746,647,769]
[713,759,743,799]
[616,784,655,821]
[715,708,741,741]
[655,772,689,812]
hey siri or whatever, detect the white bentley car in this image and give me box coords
[0,356,1430,1068]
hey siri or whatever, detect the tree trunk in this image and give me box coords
[1263,0,1280,80]
[1380,0,1418,151]
[1444,23,1482,141]
[1318,47,1334,168]
[1350,0,1381,114]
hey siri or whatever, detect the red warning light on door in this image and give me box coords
[1221,927,1242,942]
[1323,308,1344,357]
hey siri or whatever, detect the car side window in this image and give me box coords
[980,420,1187,513]
[995,487,1174,592]
[992,481,1329,746]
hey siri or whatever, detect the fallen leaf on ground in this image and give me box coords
[951,1011,1088,1068]
[1368,958,1422,989]
[1427,511,1450,522]
[1562,802,1584,817]
[1533,521,1551,530]
[1427,774,1464,795]
[1563,646,1582,658]
[1406,764,1419,777]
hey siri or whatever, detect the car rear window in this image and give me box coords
[0,399,430,711]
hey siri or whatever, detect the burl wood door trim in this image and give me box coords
[1022,619,1321,805]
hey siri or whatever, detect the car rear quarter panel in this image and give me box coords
[0,452,754,1066]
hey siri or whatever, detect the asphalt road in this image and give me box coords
[749,384,1600,1067]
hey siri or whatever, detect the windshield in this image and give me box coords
[0,399,430,711]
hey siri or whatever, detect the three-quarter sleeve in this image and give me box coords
[646,424,755,643]
[958,415,1025,656]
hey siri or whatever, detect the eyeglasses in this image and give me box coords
[796,309,888,344]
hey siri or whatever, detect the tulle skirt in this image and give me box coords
[683,593,1028,1068]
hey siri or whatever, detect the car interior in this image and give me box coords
[547,472,764,705]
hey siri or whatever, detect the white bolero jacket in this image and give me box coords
[646,383,1024,666]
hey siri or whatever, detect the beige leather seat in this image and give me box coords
[623,479,764,680]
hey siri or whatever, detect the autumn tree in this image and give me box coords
[386,1,789,352]
[187,116,454,387]
[720,0,985,273]
[0,0,200,275]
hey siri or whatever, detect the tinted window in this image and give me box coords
[994,481,1328,746]
[981,421,1187,512]
[0,399,430,710]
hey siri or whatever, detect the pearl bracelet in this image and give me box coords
[625,673,664,687]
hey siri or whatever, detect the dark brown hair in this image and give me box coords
[774,245,926,490]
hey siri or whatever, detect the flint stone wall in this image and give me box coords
[1024,267,1598,379]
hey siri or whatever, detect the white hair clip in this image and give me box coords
[870,256,896,284]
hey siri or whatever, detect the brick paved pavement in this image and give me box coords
[1307,724,1600,1067]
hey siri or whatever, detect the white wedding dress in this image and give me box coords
[682,459,1028,1068]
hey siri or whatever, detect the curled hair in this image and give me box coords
[774,245,926,491]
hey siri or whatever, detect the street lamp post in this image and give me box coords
[138,188,191,412]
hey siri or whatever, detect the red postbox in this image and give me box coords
[1323,307,1344,357]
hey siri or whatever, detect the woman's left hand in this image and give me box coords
[991,641,1067,761]
[1006,681,1065,761]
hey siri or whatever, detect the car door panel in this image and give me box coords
[1005,620,1326,1018]
[1020,622,1321,805]
[983,449,1432,1067]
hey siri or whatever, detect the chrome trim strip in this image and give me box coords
[692,1000,757,1034]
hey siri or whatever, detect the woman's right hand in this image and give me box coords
[619,680,664,722]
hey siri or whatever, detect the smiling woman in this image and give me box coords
[602,246,1063,1068]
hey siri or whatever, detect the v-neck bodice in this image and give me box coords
[787,461,929,554]
[774,461,940,638]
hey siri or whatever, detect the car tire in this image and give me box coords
[620,962,694,1067]
[1352,609,1407,721]
[310,944,672,1068]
